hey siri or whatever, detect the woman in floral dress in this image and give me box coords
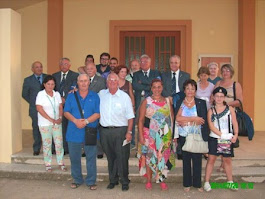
[138,79,175,191]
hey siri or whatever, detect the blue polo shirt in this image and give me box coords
[64,91,100,143]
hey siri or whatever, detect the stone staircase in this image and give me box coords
[1,131,265,184]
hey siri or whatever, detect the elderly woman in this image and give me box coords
[138,79,175,191]
[207,62,222,85]
[175,79,209,192]
[196,67,215,110]
[204,87,238,191]
[36,75,66,172]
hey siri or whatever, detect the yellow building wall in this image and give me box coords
[63,0,238,79]
[17,1,47,130]
[0,9,21,162]
[17,0,264,131]
[255,0,265,131]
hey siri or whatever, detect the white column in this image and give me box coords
[0,9,22,163]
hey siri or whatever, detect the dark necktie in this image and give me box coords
[37,76,41,85]
[60,73,66,96]
[172,72,176,95]
[144,72,148,78]
[90,78,92,83]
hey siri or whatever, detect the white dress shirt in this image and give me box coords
[142,68,150,77]
[98,89,135,127]
[172,69,180,93]
[61,70,69,81]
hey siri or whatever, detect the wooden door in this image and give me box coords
[120,31,181,72]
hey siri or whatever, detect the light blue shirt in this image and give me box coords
[34,74,43,84]
[98,89,135,127]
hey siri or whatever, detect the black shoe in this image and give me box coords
[107,182,119,189]
[33,151,40,156]
[97,154,103,159]
[122,184,129,191]
[82,153,86,157]
[52,150,56,155]
[64,151,69,155]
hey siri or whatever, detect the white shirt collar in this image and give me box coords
[142,68,150,76]
[171,69,180,77]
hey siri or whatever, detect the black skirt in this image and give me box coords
[208,137,234,157]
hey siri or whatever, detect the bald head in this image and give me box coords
[85,62,97,77]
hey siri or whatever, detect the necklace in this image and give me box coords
[152,96,162,102]
[185,97,194,106]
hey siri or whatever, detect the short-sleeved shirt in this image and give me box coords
[98,89,135,127]
[64,91,100,143]
[36,90,62,126]
[196,81,215,110]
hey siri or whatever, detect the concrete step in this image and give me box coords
[1,162,265,184]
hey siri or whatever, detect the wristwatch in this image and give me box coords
[85,119,90,124]
[127,131,132,134]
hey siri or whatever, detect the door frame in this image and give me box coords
[109,20,192,73]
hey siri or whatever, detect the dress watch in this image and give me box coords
[127,131,132,134]
[85,119,89,124]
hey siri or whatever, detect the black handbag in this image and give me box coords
[74,92,97,146]
[233,82,252,137]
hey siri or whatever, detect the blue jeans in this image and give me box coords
[68,142,97,185]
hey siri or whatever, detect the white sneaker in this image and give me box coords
[227,182,239,191]
[204,182,212,192]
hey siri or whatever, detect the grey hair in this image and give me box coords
[59,57,71,65]
[77,73,89,81]
[169,55,181,61]
[130,59,140,65]
[140,54,151,62]
[207,62,218,68]
[31,61,42,68]
[107,73,119,81]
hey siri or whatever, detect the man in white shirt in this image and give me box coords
[98,73,135,191]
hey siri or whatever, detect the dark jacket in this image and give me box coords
[132,69,161,110]
[22,73,48,116]
[174,98,209,141]
[162,70,190,97]
[52,70,79,99]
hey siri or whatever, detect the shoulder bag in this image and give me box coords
[74,92,97,146]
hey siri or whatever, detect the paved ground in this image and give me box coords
[0,178,264,199]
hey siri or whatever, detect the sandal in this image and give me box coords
[45,166,52,172]
[88,184,97,190]
[59,165,67,172]
[160,182,168,191]
[71,183,81,189]
[145,182,152,190]
[184,187,190,192]
[197,187,204,192]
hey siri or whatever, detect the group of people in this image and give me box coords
[22,52,243,192]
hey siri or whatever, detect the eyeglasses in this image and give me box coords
[101,58,109,61]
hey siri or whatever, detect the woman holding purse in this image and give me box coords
[175,79,209,192]
[204,87,238,191]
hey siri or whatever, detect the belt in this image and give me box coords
[101,126,121,129]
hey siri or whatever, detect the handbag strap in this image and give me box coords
[233,81,243,111]
[74,92,84,119]
[212,106,221,131]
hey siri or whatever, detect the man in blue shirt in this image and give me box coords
[64,74,100,190]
